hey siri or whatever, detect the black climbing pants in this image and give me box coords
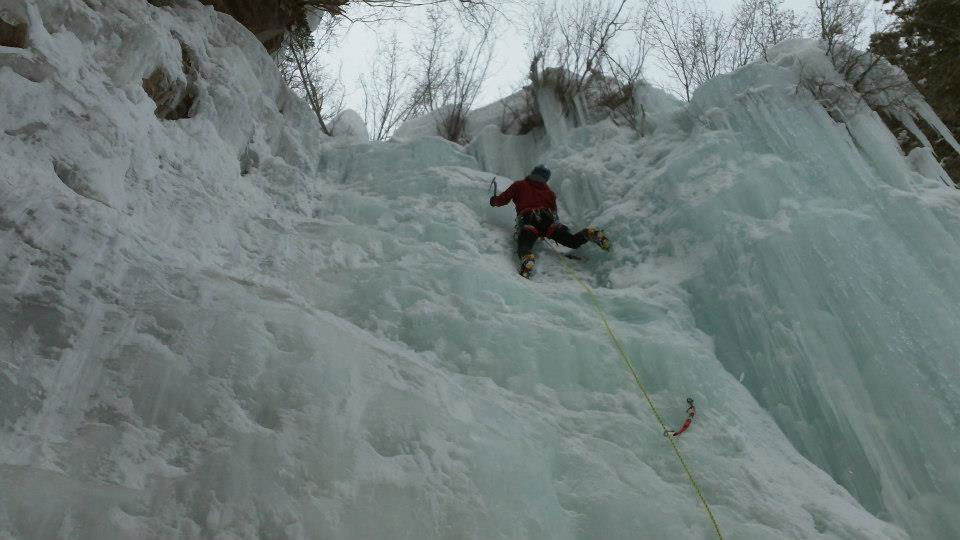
[516,210,589,258]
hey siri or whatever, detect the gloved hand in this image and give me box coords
[489,196,497,207]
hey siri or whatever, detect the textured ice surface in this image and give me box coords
[0,2,957,539]
[330,109,368,141]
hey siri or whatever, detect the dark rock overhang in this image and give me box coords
[199,0,347,53]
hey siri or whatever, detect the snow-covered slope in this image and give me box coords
[1,2,959,539]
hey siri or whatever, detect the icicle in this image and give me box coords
[913,100,960,156]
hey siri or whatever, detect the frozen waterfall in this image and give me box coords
[1,1,958,539]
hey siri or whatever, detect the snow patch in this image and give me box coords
[329,108,367,141]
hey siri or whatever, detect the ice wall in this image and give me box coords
[0,3,953,540]
[465,40,960,539]
[673,43,960,539]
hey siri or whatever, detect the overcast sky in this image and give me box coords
[323,0,883,113]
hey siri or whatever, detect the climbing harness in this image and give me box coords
[665,398,696,437]
[514,208,560,240]
[554,255,724,540]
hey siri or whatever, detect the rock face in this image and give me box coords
[198,0,346,53]
[0,16,27,48]
[199,0,289,52]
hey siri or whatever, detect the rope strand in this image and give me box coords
[556,256,724,540]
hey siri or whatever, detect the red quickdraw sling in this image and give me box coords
[664,398,696,437]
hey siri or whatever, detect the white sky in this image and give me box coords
[323,0,881,113]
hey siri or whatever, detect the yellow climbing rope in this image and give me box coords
[556,256,725,540]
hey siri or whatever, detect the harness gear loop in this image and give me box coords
[514,208,558,240]
[554,254,724,540]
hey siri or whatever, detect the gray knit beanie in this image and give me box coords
[529,165,551,182]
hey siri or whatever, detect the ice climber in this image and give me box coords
[489,165,611,278]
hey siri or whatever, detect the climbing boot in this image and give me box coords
[585,227,611,251]
[518,254,536,278]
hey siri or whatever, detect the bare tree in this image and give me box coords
[807,0,908,105]
[608,5,656,82]
[687,3,733,88]
[499,84,544,135]
[408,6,454,116]
[593,5,656,133]
[360,33,416,140]
[651,0,699,101]
[434,23,495,142]
[499,0,655,134]
[756,0,804,59]
[526,0,633,117]
[728,0,804,69]
[649,0,814,101]
[329,0,502,28]
[728,0,764,70]
[291,0,495,19]
[795,1,916,130]
[814,0,867,55]
[406,7,496,143]
[277,17,344,135]
[652,0,807,100]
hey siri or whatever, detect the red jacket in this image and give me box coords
[490,178,557,215]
